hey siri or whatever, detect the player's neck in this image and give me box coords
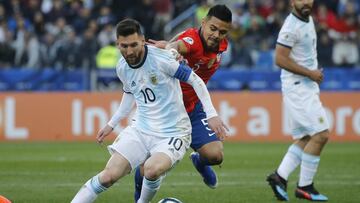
[291,10,310,23]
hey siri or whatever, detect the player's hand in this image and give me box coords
[96,125,114,143]
[146,39,168,49]
[207,116,229,141]
[308,69,324,84]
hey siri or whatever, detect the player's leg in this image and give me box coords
[266,137,309,201]
[296,129,329,201]
[137,153,172,203]
[196,140,224,166]
[277,136,310,180]
[267,90,313,201]
[189,102,222,189]
[71,152,132,203]
[72,125,147,203]
[137,134,190,203]
[190,140,222,189]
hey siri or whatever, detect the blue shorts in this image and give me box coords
[188,102,220,150]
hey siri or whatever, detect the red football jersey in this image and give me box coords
[177,28,228,113]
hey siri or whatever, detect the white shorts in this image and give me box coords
[283,85,329,139]
[107,125,191,170]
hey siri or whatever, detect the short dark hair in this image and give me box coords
[206,4,232,23]
[116,18,142,38]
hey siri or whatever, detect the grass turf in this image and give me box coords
[0,142,359,203]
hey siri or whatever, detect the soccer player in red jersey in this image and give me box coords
[134,5,232,201]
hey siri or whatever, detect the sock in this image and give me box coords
[71,174,107,203]
[135,166,144,189]
[137,177,162,203]
[277,144,303,180]
[134,166,144,201]
[299,152,320,187]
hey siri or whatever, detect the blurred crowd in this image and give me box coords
[0,0,359,70]
[227,0,360,69]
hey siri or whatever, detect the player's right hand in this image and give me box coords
[207,116,229,141]
[308,69,324,84]
[96,125,114,143]
[147,39,168,49]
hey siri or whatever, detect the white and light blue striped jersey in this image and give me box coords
[116,45,192,137]
[277,13,319,93]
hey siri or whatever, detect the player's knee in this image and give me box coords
[211,151,224,165]
[143,164,162,180]
[203,151,223,165]
[99,168,118,187]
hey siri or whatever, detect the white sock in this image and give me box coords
[277,144,303,180]
[299,152,320,187]
[71,174,107,203]
[137,177,162,203]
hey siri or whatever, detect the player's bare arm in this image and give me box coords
[276,44,323,84]
[147,36,188,55]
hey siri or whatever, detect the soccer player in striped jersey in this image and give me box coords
[133,4,233,202]
[266,0,329,201]
[71,19,227,203]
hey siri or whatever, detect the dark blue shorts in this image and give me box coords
[188,102,220,150]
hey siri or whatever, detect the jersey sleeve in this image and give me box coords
[177,29,197,53]
[277,26,298,48]
[116,63,131,93]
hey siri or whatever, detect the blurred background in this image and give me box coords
[0,0,359,91]
[0,1,359,202]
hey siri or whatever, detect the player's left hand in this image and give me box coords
[207,116,229,140]
[96,124,114,143]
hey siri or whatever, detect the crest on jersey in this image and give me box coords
[183,37,194,45]
[150,74,158,85]
[319,117,324,124]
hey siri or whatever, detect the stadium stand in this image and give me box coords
[0,0,358,92]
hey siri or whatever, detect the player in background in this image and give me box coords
[133,4,232,201]
[71,19,228,203]
[266,0,329,201]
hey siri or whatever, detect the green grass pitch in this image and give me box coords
[0,142,359,203]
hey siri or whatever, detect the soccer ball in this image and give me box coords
[157,197,182,203]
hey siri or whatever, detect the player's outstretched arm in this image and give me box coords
[96,93,135,143]
[147,38,188,56]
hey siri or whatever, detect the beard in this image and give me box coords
[124,53,142,66]
[205,38,220,52]
[295,5,312,18]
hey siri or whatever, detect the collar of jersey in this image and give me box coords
[291,12,309,23]
[128,45,148,69]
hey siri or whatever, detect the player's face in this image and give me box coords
[201,16,231,51]
[117,33,145,65]
[292,0,314,18]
